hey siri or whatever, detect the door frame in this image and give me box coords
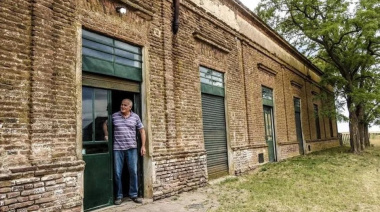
[76,26,154,204]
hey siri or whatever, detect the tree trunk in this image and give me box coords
[349,114,361,153]
[364,124,370,147]
[357,104,365,151]
[348,99,361,153]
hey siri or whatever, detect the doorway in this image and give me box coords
[82,85,143,211]
[201,93,228,179]
[263,106,277,162]
[294,98,304,155]
[111,90,144,199]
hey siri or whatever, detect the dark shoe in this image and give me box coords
[131,197,142,204]
[115,198,122,205]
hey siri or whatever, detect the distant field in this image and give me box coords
[371,136,380,146]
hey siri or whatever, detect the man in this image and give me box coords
[111,98,146,205]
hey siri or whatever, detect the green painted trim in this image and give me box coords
[201,83,225,97]
[83,38,143,57]
[263,99,273,106]
[82,56,142,82]
[114,63,142,82]
[83,56,114,75]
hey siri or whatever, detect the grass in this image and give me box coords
[212,146,380,212]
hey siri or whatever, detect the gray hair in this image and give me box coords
[122,98,133,107]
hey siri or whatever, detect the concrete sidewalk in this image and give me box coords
[94,186,221,212]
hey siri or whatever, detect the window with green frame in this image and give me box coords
[200,66,225,97]
[82,29,143,82]
[262,86,273,106]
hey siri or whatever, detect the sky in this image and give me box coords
[239,0,260,11]
[238,0,379,133]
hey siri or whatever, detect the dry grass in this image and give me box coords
[371,136,380,147]
[212,146,380,212]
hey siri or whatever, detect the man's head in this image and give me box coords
[120,99,133,115]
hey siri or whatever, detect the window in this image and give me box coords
[329,118,334,137]
[82,29,143,81]
[262,86,273,106]
[199,67,225,97]
[199,66,224,88]
[294,98,301,112]
[314,104,321,139]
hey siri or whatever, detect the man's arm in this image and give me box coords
[139,128,146,156]
[103,120,108,141]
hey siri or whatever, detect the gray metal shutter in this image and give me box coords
[202,93,228,179]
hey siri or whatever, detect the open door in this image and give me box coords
[263,106,277,162]
[82,87,113,211]
[294,98,304,155]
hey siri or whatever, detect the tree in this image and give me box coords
[362,80,380,146]
[256,0,380,153]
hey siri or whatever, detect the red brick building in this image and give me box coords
[0,0,339,211]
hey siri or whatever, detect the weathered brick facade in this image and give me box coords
[0,0,339,211]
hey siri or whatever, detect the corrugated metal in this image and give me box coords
[202,94,228,179]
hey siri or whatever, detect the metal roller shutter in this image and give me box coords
[201,93,228,179]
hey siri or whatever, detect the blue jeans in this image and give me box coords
[114,149,138,199]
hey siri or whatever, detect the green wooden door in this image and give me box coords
[202,93,228,179]
[294,98,304,155]
[82,87,113,211]
[263,106,276,162]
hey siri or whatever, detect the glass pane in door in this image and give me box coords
[82,87,109,154]
[82,87,93,141]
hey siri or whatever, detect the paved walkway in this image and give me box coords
[94,178,229,212]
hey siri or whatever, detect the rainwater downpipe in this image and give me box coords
[173,0,179,34]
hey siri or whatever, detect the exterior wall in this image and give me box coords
[0,0,84,211]
[0,0,340,211]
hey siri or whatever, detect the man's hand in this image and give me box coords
[140,146,146,156]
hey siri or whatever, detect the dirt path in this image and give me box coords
[95,185,221,212]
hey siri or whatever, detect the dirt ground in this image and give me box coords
[94,178,226,212]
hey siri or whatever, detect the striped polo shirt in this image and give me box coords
[112,111,144,150]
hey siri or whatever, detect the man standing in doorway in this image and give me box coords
[112,98,146,205]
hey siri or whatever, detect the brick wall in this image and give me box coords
[0,162,84,212]
[233,146,266,175]
[0,0,32,172]
[1,0,84,211]
[152,151,207,200]
[306,140,340,153]
[0,0,341,210]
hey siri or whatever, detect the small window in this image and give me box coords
[314,104,321,139]
[262,87,273,101]
[294,97,301,112]
[262,87,273,106]
[199,67,225,97]
[199,67,224,88]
